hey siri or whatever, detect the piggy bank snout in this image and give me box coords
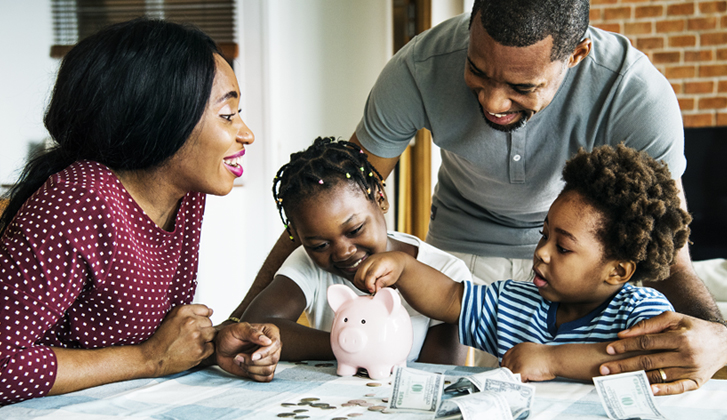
[337,326,368,353]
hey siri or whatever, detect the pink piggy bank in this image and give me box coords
[327,284,413,379]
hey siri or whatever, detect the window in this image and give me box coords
[50,0,236,63]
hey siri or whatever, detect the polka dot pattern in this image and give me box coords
[0,161,205,405]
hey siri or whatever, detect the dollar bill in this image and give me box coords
[468,367,520,391]
[593,371,667,420]
[481,379,535,420]
[387,366,445,413]
[437,392,513,420]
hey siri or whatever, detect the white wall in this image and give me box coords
[0,0,393,324]
[0,0,58,189]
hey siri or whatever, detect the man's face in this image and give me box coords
[464,14,571,132]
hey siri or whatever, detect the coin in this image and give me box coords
[366,382,382,387]
[300,397,320,402]
[348,414,363,418]
[293,409,308,413]
[310,403,329,408]
[281,403,296,407]
[381,397,389,403]
[368,405,387,411]
[297,402,310,406]
[294,416,310,419]
[333,418,349,420]
[348,399,366,405]
[341,403,357,407]
[365,393,375,397]
[277,413,295,418]
[321,406,336,410]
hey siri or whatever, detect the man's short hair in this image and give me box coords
[470,0,590,62]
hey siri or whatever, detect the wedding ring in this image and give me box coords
[658,368,667,382]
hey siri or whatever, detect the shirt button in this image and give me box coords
[513,154,521,162]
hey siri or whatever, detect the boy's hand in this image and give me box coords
[502,342,556,382]
[353,251,410,293]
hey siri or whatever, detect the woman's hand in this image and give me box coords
[600,311,727,395]
[502,342,556,382]
[139,304,216,377]
[215,322,282,382]
[353,251,409,293]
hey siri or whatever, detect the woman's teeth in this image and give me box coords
[224,156,242,167]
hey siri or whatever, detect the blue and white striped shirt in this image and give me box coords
[458,280,673,360]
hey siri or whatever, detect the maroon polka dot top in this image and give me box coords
[0,160,205,405]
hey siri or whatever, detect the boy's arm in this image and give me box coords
[237,275,335,361]
[354,251,464,324]
[501,342,646,383]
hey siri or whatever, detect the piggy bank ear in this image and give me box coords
[374,287,402,315]
[327,284,358,312]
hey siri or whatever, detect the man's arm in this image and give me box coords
[350,132,400,180]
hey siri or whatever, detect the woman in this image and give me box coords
[0,19,280,406]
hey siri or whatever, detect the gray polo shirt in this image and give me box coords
[356,13,686,259]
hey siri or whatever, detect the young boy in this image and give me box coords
[354,144,691,382]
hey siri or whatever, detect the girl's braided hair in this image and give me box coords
[562,144,692,282]
[272,137,386,240]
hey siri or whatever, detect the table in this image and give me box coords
[1,361,725,420]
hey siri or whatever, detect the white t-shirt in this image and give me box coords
[276,231,473,361]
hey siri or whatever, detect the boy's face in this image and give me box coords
[532,190,622,312]
[289,182,389,282]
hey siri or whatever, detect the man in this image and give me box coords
[217,0,727,395]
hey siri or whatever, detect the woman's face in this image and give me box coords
[289,182,389,282]
[167,54,254,196]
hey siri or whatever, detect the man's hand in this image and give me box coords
[502,342,556,382]
[600,311,727,396]
[215,322,282,382]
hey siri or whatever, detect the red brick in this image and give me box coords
[699,1,727,13]
[669,35,697,47]
[685,50,714,61]
[722,16,727,28]
[719,81,727,92]
[590,9,602,21]
[688,17,717,31]
[593,23,622,33]
[682,113,714,127]
[717,112,727,126]
[656,19,686,33]
[636,37,665,50]
[718,48,727,60]
[701,32,727,46]
[635,5,664,18]
[678,98,696,110]
[666,65,697,78]
[672,83,683,94]
[667,3,696,16]
[621,0,650,3]
[624,21,653,35]
[653,51,681,63]
[700,64,727,77]
[684,81,715,93]
[698,97,727,109]
[591,0,618,4]
[605,6,633,20]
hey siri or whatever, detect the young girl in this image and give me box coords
[241,137,472,364]
[354,144,691,383]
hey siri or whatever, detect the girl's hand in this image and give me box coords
[502,342,556,382]
[215,322,282,382]
[139,304,216,377]
[353,251,410,293]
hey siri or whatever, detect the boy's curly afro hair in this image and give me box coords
[562,144,691,282]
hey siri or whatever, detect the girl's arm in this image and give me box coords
[501,341,648,382]
[354,251,464,324]
[240,275,335,361]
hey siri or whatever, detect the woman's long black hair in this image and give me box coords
[1,18,220,236]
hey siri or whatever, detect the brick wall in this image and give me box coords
[590,0,727,127]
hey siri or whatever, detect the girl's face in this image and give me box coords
[532,190,624,313]
[289,182,389,282]
[166,54,254,196]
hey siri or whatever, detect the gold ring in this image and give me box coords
[658,368,667,382]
